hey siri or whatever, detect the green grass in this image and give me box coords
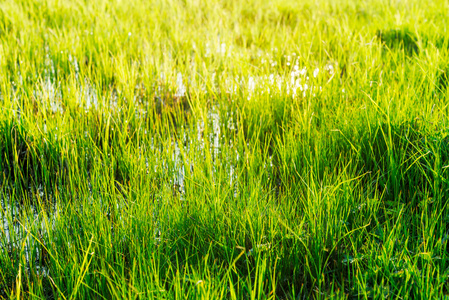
[1,0,449,298]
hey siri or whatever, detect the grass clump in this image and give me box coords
[1,0,449,298]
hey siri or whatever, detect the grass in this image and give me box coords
[1,0,449,298]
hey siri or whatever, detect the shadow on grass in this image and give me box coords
[0,118,67,196]
[377,29,419,56]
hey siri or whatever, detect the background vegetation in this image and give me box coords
[1,0,449,298]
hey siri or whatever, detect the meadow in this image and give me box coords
[1,0,449,298]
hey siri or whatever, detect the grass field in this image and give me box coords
[1,0,449,298]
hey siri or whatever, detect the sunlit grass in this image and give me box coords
[1,0,449,298]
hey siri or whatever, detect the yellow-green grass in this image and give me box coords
[1,0,449,298]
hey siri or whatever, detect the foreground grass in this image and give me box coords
[1,0,449,298]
